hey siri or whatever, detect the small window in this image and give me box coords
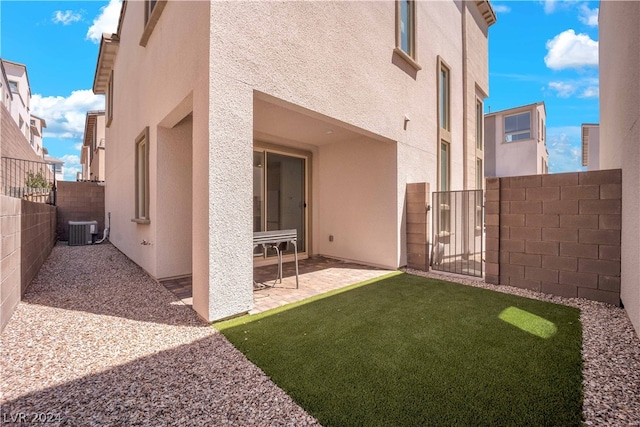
[398,0,414,56]
[439,64,450,131]
[504,112,531,142]
[476,100,483,150]
[106,71,114,127]
[9,80,18,93]
[144,0,157,25]
[476,158,483,190]
[440,141,450,192]
[134,127,150,223]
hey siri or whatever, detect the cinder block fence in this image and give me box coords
[485,170,622,306]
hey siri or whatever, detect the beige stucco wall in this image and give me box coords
[211,0,489,270]
[103,1,227,319]
[599,1,640,335]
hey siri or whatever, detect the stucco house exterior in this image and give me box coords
[581,123,600,171]
[80,110,106,181]
[93,0,496,322]
[599,1,640,335]
[484,102,548,177]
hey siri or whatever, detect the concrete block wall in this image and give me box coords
[1,196,56,331]
[406,183,430,271]
[486,170,622,306]
[56,181,105,241]
[21,200,57,296]
[1,196,22,331]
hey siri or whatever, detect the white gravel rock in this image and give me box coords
[1,243,319,426]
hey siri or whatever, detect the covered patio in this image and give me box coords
[161,258,395,315]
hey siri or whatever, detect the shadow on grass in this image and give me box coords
[218,273,583,426]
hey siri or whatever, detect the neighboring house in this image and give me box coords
[2,60,34,154]
[599,1,640,335]
[80,110,106,181]
[44,155,64,182]
[484,102,548,177]
[93,0,496,322]
[581,123,599,171]
[0,60,13,114]
[29,115,47,158]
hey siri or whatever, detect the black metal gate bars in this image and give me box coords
[431,189,483,277]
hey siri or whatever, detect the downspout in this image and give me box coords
[462,1,468,190]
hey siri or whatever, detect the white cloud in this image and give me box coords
[31,90,105,140]
[493,4,511,14]
[60,155,82,181]
[578,4,598,27]
[546,127,585,173]
[581,86,599,98]
[548,81,576,98]
[52,10,82,25]
[86,0,122,43]
[547,77,598,99]
[543,0,557,14]
[74,142,84,151]
[544,29,598,70]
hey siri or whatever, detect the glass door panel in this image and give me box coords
[253,150,307,258]
[266,152,305,254]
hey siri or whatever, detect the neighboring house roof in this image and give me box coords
[93,34,119,94]
[44,155,64,166]
[82,110,106,148]
[485,101,545,117]
[0,59,14,102]
[2,59,32,95]
[31,114,47,128]
[476,0,497,26]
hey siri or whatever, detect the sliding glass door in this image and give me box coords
[253,149,307,257]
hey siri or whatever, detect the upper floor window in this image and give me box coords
[476,99,483,150]
[504,112,531,142]
[140,0,167,46]
[439,63,450,131]
[145,0,157,25]
[399,1,414,56]
[106,71,114,127]
[9,80,18,93]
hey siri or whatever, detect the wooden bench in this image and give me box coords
[253,229,299,288]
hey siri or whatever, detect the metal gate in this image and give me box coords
[431,189,484,277]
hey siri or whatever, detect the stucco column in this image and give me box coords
[191,69,253,321]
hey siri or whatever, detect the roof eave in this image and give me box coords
[92,34,119,94]
[476,0,497,27]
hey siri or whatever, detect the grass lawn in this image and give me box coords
[216,273,583,426]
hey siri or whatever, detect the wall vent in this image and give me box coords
[68,221,98,246]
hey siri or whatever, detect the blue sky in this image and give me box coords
[0,0,599,180]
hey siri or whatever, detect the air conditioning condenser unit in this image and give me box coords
[68,221,98,246]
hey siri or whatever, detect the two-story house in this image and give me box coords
[484,102,549,177]
[93,0,496,322]
[80,110,106,181]
[581,123,600,171]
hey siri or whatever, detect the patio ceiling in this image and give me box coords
[253,92,394,147]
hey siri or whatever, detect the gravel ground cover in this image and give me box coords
[405,268,640,426]
[0,243,319,426]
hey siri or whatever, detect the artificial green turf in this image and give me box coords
[217,273,583,426]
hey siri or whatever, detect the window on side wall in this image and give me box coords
[9,80,18,93]
[106,71,114,127]
[439,63,450,131]
[394,1,420,70]
[476,100,483,150]
[504,112,531,142]
[134,127,150,223]
[145,0,157,25]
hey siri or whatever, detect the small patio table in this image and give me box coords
[253,229,299,288]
